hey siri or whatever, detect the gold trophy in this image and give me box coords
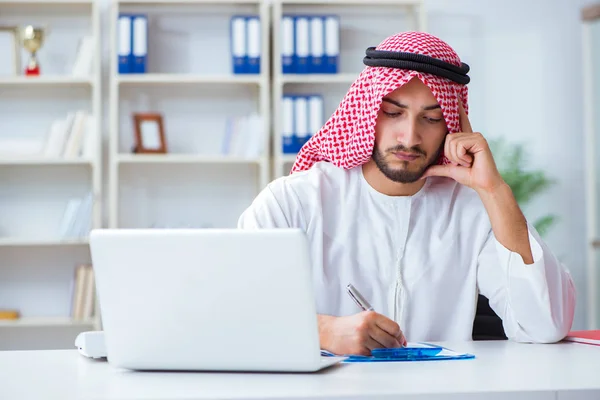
[21,25,46,76]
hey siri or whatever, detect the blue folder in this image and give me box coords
[131,14,147,74]
[117,13,132,74]
[321,342,475,363]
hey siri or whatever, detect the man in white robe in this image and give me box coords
[237,31,576,356]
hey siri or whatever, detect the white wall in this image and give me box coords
[95,0,591,329]
[426,0,591,329]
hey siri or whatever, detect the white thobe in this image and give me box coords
[237,161,576,343]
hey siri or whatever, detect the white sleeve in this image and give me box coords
[476,223,576,343]
[237,181,307,230]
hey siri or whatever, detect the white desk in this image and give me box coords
[1,340,599,400]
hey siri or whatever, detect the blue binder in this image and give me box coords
[281,15,294,74]
[324,15,339,74]
[117,14,132,74]
[294,95,309,152]
[294,16,309,74]
[309,16,325,73]
[282,95,296,154]
[231,15,247,74]
[131,14,147,73]
[246,16,261,74]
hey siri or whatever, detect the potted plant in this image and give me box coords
[490,138,557,237]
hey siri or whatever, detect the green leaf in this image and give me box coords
[533,215,557,237]
[488,138,557,237]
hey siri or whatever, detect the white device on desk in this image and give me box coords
[89,228,345,372]
[75,331,107,359]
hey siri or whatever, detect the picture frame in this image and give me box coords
[0,26,21,76]
[132,113,167,154]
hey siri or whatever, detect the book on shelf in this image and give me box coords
[222,113,264,157]
[43,110,97,159]
[0,110,96,159]
[70,264,95,321]
[281,94,324,154]
[281,14,339,74]
[71,35,95,77]
[0,310,19,320]
[59,191,93,239]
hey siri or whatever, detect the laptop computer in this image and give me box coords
[89,228,345,372]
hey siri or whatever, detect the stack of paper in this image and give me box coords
[72,35,95,76]
[222,113,264,157]
[59,192,94,239]
[44,111,96,159]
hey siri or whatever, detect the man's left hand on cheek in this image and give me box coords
[421,101,505,194]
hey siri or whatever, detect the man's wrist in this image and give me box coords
[475,179,511,200]
[317,314,335,350]
[475,177,534,264]
[476,180,520,219]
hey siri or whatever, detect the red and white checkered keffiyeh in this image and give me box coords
[290,31,469,174]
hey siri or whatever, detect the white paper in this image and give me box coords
[140,121,161,150]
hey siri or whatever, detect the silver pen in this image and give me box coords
[347,283,406,348]
[346,283,374,311]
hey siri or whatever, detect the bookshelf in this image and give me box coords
[0,0,102,350]
[271,0,426,178]
[108,0,271,230]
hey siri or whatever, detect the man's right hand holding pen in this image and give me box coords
[316,284,407,356]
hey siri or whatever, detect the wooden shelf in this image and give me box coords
[117,154,264,165]
[0,317,95,328]
[117,74,263,86]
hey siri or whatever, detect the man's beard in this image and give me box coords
[371,143,443,184]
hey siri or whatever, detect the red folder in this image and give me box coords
[564,330,600,346]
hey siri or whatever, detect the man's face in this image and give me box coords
[372,77,448,183]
